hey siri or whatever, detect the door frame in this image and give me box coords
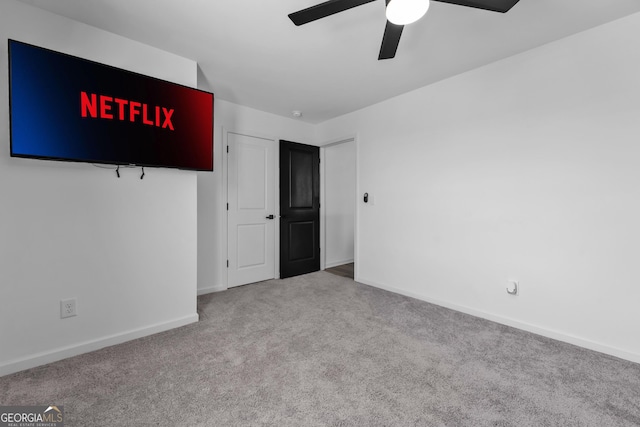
[222,130,360,287]
[320,134,359,281]
[223,127,281,288]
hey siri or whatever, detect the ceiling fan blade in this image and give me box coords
[289,0,378,26]
[433,0,520,13]
[378,20,404,60]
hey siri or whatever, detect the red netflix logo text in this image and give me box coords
[80,91,174,130]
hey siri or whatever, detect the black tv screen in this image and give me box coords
[8,39,213,171]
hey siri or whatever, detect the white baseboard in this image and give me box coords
[0,313,199,377]
[357,277,640,365]
[325,259,354,269]
[197,284,226,295]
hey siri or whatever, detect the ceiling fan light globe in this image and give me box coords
[386,0,430,26]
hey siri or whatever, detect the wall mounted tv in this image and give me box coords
[8,39,213,171]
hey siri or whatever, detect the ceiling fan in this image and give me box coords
[289,0,521,60]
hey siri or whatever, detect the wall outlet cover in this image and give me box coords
[60,298,77,318]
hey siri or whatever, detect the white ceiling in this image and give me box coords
[16,0,640,123]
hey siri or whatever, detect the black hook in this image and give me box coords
[140,167,145,180]
[116,165,120,178]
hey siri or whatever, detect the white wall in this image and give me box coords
[197,99,316,294]
[316,12,640,363]
[0,0,199,375]
[3,0,639,375]
[323,141,356,268]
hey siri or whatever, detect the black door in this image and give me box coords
[280,140,320,279]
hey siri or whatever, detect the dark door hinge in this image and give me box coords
[227,260,229,268]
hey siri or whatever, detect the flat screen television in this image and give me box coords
[8,39,214,171]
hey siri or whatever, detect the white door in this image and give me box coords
[227,132,276,287]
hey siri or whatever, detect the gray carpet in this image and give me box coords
[1,271,639,426]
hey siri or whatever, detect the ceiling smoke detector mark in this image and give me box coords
[292,110,303,118]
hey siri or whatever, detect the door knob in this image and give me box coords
[266,215,275,219]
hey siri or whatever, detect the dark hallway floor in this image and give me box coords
[325,263,354,279]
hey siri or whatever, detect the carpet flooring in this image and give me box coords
[1,271,639,426]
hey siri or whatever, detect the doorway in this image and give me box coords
[226,135,355,286]
[321,138,356,273]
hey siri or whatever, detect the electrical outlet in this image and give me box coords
[60,298,77,319]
